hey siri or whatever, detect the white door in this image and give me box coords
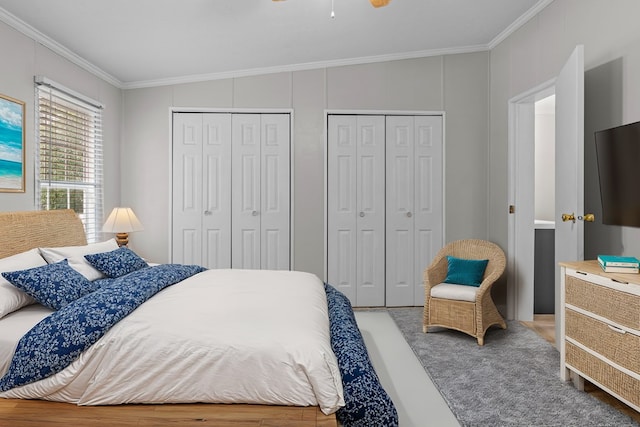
[386,115,415,306]
[202,113,232,268]
[413,116,444,305]
[232,114,262,269]
[327,116,357,302]
[173,113,232,268]
[554,45,585,346]
[173,113,204,266]
[260,114,291,270]
[232,114,290,270]
[386,115,443,306]
[327,115,385,306]
[356,116,386,306]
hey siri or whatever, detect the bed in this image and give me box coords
[0,210,397,427]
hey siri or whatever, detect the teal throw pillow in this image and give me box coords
[444,256,489,287]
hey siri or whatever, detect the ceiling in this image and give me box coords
[0,0,550,89]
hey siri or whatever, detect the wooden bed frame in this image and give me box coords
[0,209,337,427]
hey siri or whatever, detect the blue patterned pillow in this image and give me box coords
[1,259,96,310]
[84,246,149,278]
[444,256,488,287]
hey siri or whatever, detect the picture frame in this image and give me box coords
[0,93,26,193]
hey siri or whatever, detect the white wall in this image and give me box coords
[0,21,122,219]
[489,0,640,268]
[122,52,490,278]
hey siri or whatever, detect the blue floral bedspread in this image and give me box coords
[325,283,399,427]
[0,264,205,392]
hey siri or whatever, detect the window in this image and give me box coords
[36,78,104,243]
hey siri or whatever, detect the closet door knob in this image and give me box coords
[359,212,365,218]
[406,212,412,218]
[252,210,259,216]
[204,210,212,216]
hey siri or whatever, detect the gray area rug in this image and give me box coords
[387,307,639,427]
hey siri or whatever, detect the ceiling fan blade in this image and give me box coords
[369,0,391,7]
[272,0,391,8]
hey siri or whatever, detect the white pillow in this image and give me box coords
[39,239,119,281]
[0,249,46,319]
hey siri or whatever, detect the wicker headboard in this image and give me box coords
[0,210,87,259]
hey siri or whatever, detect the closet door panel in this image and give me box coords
[172,113,203,265]
[386,116,415,306]
[181,230,200,265]
[239,229,259,267]
[261,114,290,270]
[415,229,434,305]
[414,115,443,305]
[356,116,385,306]
[202,113,232,268]
[327,116,357,302]
[232,114,261,269]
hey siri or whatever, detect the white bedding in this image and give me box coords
[0,305,52,375]
[0,268,345,414]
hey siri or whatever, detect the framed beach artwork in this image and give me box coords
[0,93,25,192]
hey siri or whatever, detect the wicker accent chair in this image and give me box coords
[422,239,506,345]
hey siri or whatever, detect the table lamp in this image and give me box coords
[102,207,144,246]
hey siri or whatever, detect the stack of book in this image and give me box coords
[597,255,640,273]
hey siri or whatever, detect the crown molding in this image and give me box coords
[121,44,490,90]
[489,0,555,49]
[0,7,123,88]
[1,1,552,91]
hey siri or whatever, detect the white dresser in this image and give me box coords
[560,260,640,412]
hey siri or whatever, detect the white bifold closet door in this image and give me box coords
[327,114,443,307]
[173,112,290,270]
[327,115,386,307]
[385,115,443,306]
[231,114,290,270]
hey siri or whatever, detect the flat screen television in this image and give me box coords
[595,120,640,227]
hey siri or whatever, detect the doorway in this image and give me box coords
[533,95,556,316]
[507,81,556,322]
[508,46,585,350]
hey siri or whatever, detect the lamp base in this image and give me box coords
[115,232,129,247]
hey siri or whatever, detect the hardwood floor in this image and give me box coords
[522,314,640,424]
[0,401,336,427]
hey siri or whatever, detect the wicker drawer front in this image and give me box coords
[566,276,640,330]
[565,309,640,373]
[566,342,640,408]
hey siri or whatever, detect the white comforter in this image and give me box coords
[0,269,345,414]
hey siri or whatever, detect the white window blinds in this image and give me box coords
[36,78,104,243]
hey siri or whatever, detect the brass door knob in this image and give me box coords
[562,213,595,223]
[579,213,595,222]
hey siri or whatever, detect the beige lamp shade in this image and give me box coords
[102,207,144,246]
